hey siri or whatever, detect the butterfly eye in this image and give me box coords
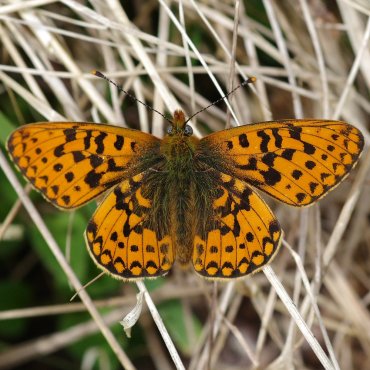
[167,126,174,135]
[184,125,193,136]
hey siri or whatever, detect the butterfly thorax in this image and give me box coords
[160,110,197,163]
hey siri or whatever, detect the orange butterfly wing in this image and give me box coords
[199,120,364,206]
[193,171,282,278]
[7,122,160,208]
[85,171,174,279]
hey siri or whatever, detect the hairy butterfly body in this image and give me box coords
[7,110,364,280]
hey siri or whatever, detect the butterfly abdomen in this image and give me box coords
[168,165,218,266]
[168,176,195,265]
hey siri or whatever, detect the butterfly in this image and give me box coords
[7,110,364,280]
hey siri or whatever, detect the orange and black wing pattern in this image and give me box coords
[193,171,282,279]
[199,120,364,206]
[7,122,160,209]
[86,171,174,279]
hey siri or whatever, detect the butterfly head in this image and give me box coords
[166,110,193,137]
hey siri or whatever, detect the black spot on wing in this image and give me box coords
[269,220,280,235]
[272,128,282,148]
[54,145,65,157]
[225,245,234,253]
[54,163,63,172]
[206,261,218,270]
[114,135,124,150]
[238,134,249,148]
[64,128,77,142]
[145,260,158,270]
[72,151,85,163]
[130,245,139,252]
[83,130,93,149]
[331,134,339,141]
[129,261,142,270]
[113,257,126,268]
[320,173,330,181]
[292,170,303,180]
[61,195,70,205]
[303,142,316,154]
[51,185,59,195]
[95,132,107,154]
[305,160,316,169]
[296,193,307,203]
[146,245,155,253]
[85,171,102,188]
[309,182,318,193]
[327,145,335,152]
[262,152,277,167]
[90,154,104,168]
[257,130,270,153]
[123,221,131,237]
[281,149,295,161]
[288,125,302,140]
[260,168,281,186]
[110,231,118,241]
[65,172,74,182]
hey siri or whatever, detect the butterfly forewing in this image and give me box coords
[193,171,282,279]
[199,120,364,206]
[85,171,174,279]
[7,122,160,208]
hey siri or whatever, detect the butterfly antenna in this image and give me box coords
[92,70,174,125]
[185,76,256,124]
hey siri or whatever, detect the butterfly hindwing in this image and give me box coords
[199,120,364,206]
[7,122,160,209]
[192,171,282,279]
[85,171,174,279]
